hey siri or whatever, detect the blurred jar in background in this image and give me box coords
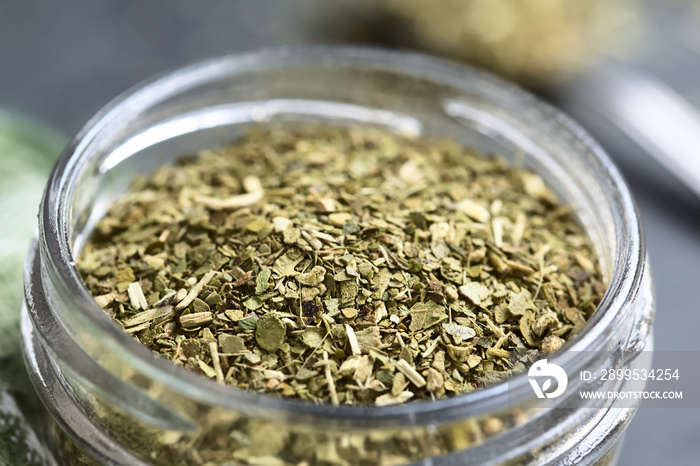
[346,0,646,86]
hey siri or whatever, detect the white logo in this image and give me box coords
[528,359,568,399]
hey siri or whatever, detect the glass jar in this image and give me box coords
[21,46,654,466]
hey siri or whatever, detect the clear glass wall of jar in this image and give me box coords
[21,46,654,466]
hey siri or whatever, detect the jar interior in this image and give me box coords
[69,65,618,285]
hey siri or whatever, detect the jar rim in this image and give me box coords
[39,45,645,421]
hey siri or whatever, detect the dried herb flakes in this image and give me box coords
[78,126,605,407]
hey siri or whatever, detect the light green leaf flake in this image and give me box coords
[443,322,476,341]
[255,268,272,295]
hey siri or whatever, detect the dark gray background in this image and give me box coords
[1,1,698,465]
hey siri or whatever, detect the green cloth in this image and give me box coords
[0,111,64,465]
